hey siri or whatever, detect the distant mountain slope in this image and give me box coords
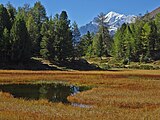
[79,22,98,36]
[146,7,160,19]
[79,11,136,36]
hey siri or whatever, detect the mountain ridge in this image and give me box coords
[146,7,160,19]
[79,11,136,36]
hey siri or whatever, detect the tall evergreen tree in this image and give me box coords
[72,21,81,58]
[40,18,55,60]
[31,1,48,55]
[95,12,112,57]
[17,4,31,22]
[26,14,39,56]
[0,28,11,61]
[78,31,93,57]
[95,33,103,59]
[10,15,31,62]
[0,4,11,35]
[55,11,73,61]
[72,21,81,46]
[0,4,11,61]
[6,2,16,28]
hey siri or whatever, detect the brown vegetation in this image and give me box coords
[0,70,160,120]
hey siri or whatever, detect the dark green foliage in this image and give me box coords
[0,4,11,34]
[54,11,73,61]
[0,3,75,65]
[0,4,12,62]
[94,13,112,58]
[26,14,39,56]
[31,1,48,55]
[10,15,31,62]
[72,21,81,45]
[40,18,55,60]
[112,14,160,63]
[72,21,81,58]
[1,1,159,66]
[31,1,47,25]
[113,23,127,59]
[6,2,16,27]
[78,13,112,59]
[78,31,93,57]
[0,28,11,61]
[155,13,160,50]
[95,33,103,58]
[40,11,74,62]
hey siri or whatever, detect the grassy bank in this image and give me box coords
[87,57,160,70]
[0,70,160,119]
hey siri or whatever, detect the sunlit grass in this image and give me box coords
[0,70,160,119]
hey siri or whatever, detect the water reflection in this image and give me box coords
[0,83,89,103]
[70,85,80,95]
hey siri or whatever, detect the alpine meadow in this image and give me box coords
[0,1,160,120]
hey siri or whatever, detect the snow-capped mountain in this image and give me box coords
[79,11,136,36]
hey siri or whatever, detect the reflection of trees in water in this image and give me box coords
[39,84,49,99]
[51,84,71,103]
[0,83,87,103]
[38,84,71,103]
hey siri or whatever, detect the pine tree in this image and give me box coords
[78,31,93,57]
[40,18,55,60]
[17,4,31,22]
[72,21,81,45]
[55,11,73,61]
[32,2,47,25]
[96,33,103,59]
[72,21,81,59]
[26,14,39,56]
[0,28,11,62]
[10,15,31,62]
[31,1,48,55]
[6,2,16,29]
[98,26,112,56]
[0,4,11,35]
[0,4,11,61]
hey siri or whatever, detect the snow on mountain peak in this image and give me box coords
[79,11,137,36]
[105,11,124,18]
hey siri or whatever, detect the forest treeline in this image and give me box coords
[80,13,160,64]
[78,13,160,64]
[0,2,160,65]
[0,2,76,63]
[113,14,160,63]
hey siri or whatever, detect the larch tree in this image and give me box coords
[95,12,112,57]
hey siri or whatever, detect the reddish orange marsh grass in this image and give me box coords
[0,70,160,120]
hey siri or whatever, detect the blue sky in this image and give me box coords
[1,0,160,26]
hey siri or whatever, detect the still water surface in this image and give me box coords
[0,83,89,103]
